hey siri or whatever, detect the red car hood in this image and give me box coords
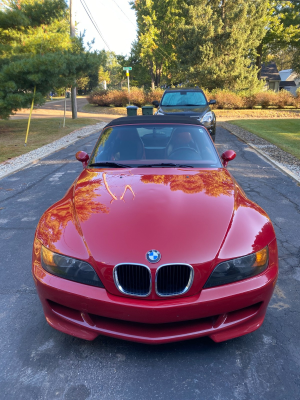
[36,166,275,298]
[73,168,235,266]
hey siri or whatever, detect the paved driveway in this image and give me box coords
[39,97,88,112]
[0,126,299,400]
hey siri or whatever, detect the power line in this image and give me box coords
[81,0,171,61]
[111,0,136,27]
[80,0,111,51]
[81,0,111,51]
[110,0,172,61]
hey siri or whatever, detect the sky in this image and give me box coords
[72,0,138,56]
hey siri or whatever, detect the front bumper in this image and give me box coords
[33,261,278,344]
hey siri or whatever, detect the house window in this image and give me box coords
[269,82,275,91]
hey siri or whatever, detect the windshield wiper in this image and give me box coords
[138,163,194,168]
[89,162,132,168]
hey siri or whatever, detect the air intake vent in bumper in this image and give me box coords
[156,264,194,297]
[113,264,151,297]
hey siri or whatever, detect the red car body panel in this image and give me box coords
[33,237,277,343]
[33,161,278,343]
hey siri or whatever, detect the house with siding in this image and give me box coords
[279,69,299,95]
[260,62,281,92]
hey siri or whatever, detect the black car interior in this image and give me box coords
[92,124,216,163]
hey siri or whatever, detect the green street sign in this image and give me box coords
[123,67,132,70]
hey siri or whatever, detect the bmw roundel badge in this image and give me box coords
[146,250,161,263]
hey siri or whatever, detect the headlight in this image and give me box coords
[201,111,213,123]
[204,247,269,288]
[41,246,104,288]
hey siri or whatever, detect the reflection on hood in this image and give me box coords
[141,170,233,197]
[75,174,109,220]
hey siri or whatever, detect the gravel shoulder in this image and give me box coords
[220,121,300,183]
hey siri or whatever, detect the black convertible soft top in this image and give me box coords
[105,115,202,128]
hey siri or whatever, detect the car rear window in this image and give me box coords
[89,124,221,168]
[161,91,207,106]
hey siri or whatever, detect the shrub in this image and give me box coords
[276,90,297,108]
[145,88,164,104]
[87,87,299,109]
[243,95,257,109]
[211,90,245,109]
[254,91,278,108]
[202,89,212,102]
[88,88,128,107]
[109,89,128,107]
[87,89,110,106]
[294,89,300,107]
[129,87,146,107]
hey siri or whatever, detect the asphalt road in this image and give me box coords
[40,98,88,112]
[11,97,114,123]
[0,126,299,400]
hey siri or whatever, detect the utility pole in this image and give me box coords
[127,70,130,105]
[70,0,77,119]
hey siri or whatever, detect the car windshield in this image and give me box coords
[161,91,207,106]
[89,124,221,168]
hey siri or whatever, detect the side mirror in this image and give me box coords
[221,150,236,167]
[209,99,216,105]
[152,100,159,108]
[76,151,89,168]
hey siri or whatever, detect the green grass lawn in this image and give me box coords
[0,118,102,162]
[229,119,300,160]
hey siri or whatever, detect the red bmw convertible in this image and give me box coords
[32,116,278,344]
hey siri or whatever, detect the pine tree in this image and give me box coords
[176,0,268,91]
[0,0,101,119]
[131,0,184,89]
[256,1,300,77]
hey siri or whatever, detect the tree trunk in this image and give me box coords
[149,60,155,89]
[221,0,226,21]
[256,42,263,79]
[155,66,162,87]
[71,86,77,119]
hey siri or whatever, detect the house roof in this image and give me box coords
[260,62,281,81]
[286,71,299,82]
[279,69,293,81]
[280,81,296,87]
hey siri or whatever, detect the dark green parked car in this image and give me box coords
[152,88,216,141]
